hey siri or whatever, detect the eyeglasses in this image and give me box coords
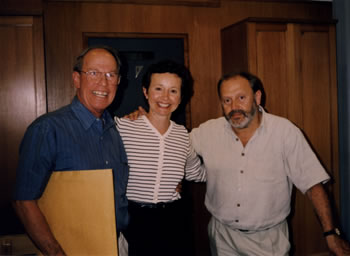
[78,70,119,83]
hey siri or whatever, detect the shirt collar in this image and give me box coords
[70,96,114,130]
[256,105,267,134]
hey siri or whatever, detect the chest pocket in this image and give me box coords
[252,154,286,183]
[54,147,75,171]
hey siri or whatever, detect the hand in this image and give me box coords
[13,200,67,256]
[326,235,350,256]
[175,181,183,193]
[123,106,146,120]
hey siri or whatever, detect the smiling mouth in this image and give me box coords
[158,103,170,108]
[93,91,108,97]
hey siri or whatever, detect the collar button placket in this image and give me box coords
[154,137,164,203]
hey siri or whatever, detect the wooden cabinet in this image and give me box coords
[221,18,338,255]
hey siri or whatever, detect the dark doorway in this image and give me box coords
[87,35,188,126]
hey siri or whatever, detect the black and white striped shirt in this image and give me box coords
[115,115,206,203]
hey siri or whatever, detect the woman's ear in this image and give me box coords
[143,87,148,99]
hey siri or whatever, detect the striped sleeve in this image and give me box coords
[185,142,206,182]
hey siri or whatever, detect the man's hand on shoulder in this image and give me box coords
[123,106,146,120]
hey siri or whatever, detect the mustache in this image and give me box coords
[227,109,248,118]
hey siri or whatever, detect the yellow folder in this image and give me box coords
[37,169,118,255]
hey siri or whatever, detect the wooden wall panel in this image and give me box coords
[189,7,222,128]
[328,25,340,214]
[44,1,332,126]
[0,0,43,15]
[219,1,332,29]
[291,25,337,253]
[301,30,332,167]
[255,24,288,117]
[46,0,220,7]
[0,16,46,234]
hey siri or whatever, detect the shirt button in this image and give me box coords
[105,160,109,165]
[241,153,245,156]
[237,204,240,207]
[100,136,103,140]
[240,170,244,174]
[236,138,239,141]
[235,220,239,223]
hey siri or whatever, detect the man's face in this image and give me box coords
[73,49,120,118]
[220,76,260,129]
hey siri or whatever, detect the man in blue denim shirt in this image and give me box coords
[13,46,129,256]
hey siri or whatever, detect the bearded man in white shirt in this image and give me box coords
[190,71,350,256]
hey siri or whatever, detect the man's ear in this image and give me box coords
[72,71,81,89]
[143,87,148,99]
[255,90,262,105]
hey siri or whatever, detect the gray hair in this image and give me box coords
[217,71,266,107]
[73,45,122,73]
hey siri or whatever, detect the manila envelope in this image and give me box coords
[37,169,118,256]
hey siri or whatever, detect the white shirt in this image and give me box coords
[190,107,330,231]
[116,115,206,203]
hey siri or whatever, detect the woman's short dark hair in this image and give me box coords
[217,71,266,107]
[73,45,122,73]
[142,60,194,106]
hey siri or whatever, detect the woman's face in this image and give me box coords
[143,72,182,119]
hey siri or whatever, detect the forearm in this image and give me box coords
[306,183,334,231]
[13,200,66,256]
[306,183,350,255]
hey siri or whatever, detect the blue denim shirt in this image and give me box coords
[14,97,129,232]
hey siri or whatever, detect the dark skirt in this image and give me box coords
[124,199,194,256]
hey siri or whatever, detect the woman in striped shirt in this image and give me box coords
[115,60,206,256]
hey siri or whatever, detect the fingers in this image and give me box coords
[175,182,183,193]
[138,106,147,115]
[123,106,147,120]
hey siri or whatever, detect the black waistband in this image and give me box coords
[128,200,179,209]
